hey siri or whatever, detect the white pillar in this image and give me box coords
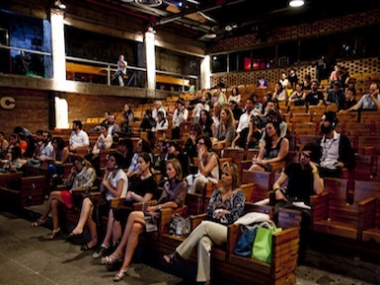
[50,9,66,82]
[200,55,211,90]
[145,30,156,98]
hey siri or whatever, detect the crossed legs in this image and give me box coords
[70,197,98,248]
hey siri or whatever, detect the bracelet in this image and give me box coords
[157,205,161,211]
[312,168,319,174]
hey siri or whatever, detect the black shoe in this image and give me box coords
[92,245,108,259]
[65,232,84,243]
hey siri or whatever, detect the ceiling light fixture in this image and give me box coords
[134,0,163,7]
[289,0,304,8]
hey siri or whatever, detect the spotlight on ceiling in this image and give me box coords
[135,0,163,7]
[54,0,66,9]
[289,0,304,8]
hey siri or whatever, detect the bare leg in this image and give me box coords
[100,209,114,248]
[40,191,64,221]
[248,163,265,172]
[108,211,144,258]
[71,198,93,235]
[50,199,61,231]
[85,213,98,248]
[112,221,122,245]
[118,223,143,272]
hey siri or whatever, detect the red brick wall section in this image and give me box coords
[209,9,380,53]
[0,88,49,137]
[64,93,142,124]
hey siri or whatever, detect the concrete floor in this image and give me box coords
[0,207,378,285]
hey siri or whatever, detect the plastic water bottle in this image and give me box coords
[176,220,183,236]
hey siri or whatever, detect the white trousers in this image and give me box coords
[186,174,217,194]
[176,221,227,282]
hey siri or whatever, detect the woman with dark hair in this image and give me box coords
[105,159,187,282]
[99,152,158,263]
[116,138,134,169]
[228,100,243,122]
[24,135,36,158]
[51,137,69,164]
[153,137,167,175]
[228,86,241,105]
[249,120,289,172]
[272,81,286,102]
[126,139,153,177]
[164,162,245,285]
[2,145,23,172]
[123,104,134,123]
[47,136,70,182]
[31,157,97,239]
[66,152,128,250]
[199,109,213,137]
[167,141,190,177]
[186,134,220,194]
[184,123,203,159]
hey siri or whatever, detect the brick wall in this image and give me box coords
[0,88,144,136]
[0,88,49,136]
[209,9,380,54]
[64,93,142,124]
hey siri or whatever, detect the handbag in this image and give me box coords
[233,225,258,257]
[233,220,273,257]
[252,225,282,263]
[169,214,191,236]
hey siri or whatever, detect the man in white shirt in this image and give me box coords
[172,99,189,139]
[231,97,254,148]
[69,120,90,152]
[112,54,127,87]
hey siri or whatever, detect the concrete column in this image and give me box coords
[50,9,66,82]
[200,55,211,89]
[145,30,156,98]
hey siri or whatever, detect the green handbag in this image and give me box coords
[251,226,282,263]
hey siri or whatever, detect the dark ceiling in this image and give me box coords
[88,0,380,42]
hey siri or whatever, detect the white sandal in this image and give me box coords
[113,269,128,282]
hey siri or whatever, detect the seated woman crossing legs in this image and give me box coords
[93,152,158,258]
[164,163,245,285]
[31,157,96,239]
[67,152,128,250]
[102,158,187,282]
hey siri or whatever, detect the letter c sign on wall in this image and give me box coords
[0,97,16,109]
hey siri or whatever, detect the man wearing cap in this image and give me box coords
[326,81,345,110]
[317,111,356,178]
[172,99,189,140]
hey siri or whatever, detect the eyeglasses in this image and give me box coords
[157,144,163,147]
[302,152,311,159]
[197,142,205,145]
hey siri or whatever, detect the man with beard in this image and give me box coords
[69,120,90,152]
[317,111,356,178]
[272,141,324,263]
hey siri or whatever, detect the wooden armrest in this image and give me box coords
[189,213,207,230]
[227,223,241,254]
[310,192,329,222]
[133,200,157,211]
[110,197,125,208]
[358,197,376,229]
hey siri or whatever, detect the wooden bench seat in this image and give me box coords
[0,175,46,207]
[312,178,375,240]
[225,207,301,285]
